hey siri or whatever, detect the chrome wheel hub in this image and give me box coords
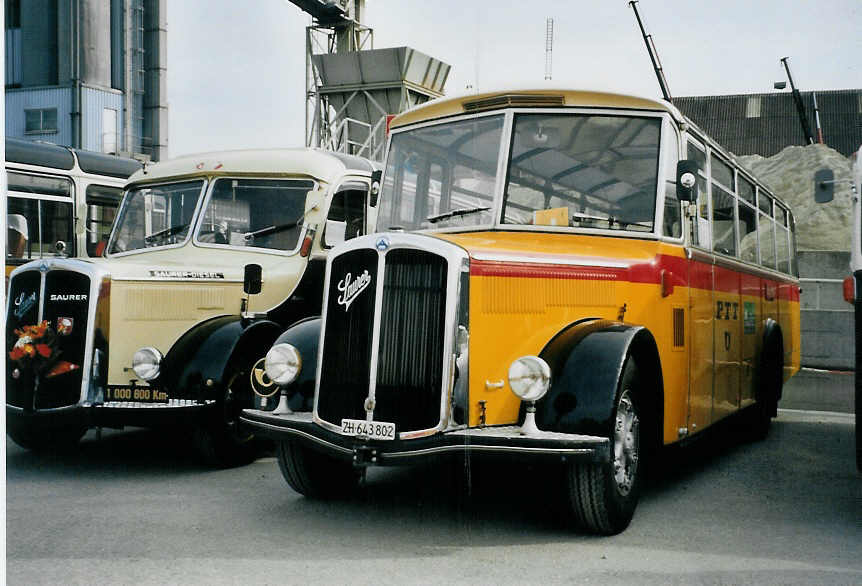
[613,388,639,496]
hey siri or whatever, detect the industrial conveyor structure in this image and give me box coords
[290,0,450,161]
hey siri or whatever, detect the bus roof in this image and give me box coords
[128,147,379,186]
[389,88,688,129]
[5,137,142,178]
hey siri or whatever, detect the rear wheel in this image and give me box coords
[564,359,642,535]
[7,419,86,452]
[751,339,783,441]
[277,439,361,499]
[194,358,262,468]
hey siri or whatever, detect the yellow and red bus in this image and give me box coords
[242,89,800,534]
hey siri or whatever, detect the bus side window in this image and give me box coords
[662,127,681,238]
[325,187,368,248]
[686,140,709,248]
[86,184,123,256]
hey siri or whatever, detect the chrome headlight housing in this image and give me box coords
[508,356,551,402]
[131,346,163,381]
[265,343,302,387]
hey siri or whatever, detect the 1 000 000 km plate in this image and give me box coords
[341,418,395,440]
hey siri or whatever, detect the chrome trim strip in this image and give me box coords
[470,252,631,269]
[109,276,243,283]
[239,417,354,456]
[97,399,216,409]
[383,444,602,460]
[365,249,387,423]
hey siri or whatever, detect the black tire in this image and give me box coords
[564,358,642,535]
[751,339,783,441]
[194,358,262,468]
[7,419,86,452]
[277,439,361,499]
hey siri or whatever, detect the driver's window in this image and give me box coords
[324,184,368,248]
[198,178,313,251]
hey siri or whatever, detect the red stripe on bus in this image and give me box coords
[470,253,800,301]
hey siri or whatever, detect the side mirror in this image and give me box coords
[814,168,835,203]
[369,169,382,207]
[323,219,347,248]
[676,160,699,202]
[243,263,262,295]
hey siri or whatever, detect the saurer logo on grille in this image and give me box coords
[336,270,371,311]
[13,292,36,319]
[49,294,88,302]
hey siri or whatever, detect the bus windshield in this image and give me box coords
[108,180,206,254]
[377,115,504,231]
[377,112,662,233]
[503,114,660,231]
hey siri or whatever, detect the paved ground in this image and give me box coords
[4,368,860,585]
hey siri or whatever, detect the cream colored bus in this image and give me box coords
[6,147,380,466]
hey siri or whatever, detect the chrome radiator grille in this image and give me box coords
[373,249,447,431]
[317,245,449,434]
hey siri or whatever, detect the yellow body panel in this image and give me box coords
[435,231,800,445]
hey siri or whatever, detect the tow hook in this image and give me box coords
[352,445,379,467]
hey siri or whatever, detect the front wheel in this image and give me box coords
[564,358,642,535]
[277,439,361,499]
[194,357,263,468]
[7,419,86,452]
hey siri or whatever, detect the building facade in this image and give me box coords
[5,0,167,161]
[675,89,862,158]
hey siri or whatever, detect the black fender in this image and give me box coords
[255,316,322,412]
[160,315,284,402]
[534,319,664,448]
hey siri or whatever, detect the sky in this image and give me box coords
[166,0,862,158]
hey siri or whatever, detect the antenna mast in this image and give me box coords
[545,18,554,81]
[628,1,672,103]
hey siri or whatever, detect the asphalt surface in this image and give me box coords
[4,369,860,585]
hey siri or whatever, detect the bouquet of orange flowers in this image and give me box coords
[8,320,78,377]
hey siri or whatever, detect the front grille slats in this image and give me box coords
[374,250,447,431]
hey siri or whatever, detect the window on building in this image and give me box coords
[745,97,761,118]
[25,108,58,134]
[102,108,118,154]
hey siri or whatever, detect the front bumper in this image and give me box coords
[241,409,610,465]
[7,399,217,430]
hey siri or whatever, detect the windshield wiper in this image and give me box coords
[571,212,652,231]
[426,206,490,224]
[145,222,191,244]
[243,218,302,241]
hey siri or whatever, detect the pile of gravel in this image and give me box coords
[736,144,853,252]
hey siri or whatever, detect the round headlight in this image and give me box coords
[508,356,551,402]
[132,346,163,381]
[265,343,302,386]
